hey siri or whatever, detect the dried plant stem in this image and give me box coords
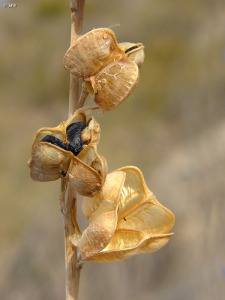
[61,1,85,300]
[68,0,85,116]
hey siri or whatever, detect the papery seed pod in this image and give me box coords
[85,60,139,111]
[68,144,107,196]
[119,42,145,68]
[28,142,71,181]
[81,117,101,145]
[86,231,173,263]
[77,171,126,259]
[75,166,174,262]
[64,28,143,111]
[64,28,123,79]
[28,110,88,182]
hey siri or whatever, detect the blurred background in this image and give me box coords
[1,0,225,299]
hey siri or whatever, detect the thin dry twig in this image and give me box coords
[68,0,85,116]
[61,1,86,300]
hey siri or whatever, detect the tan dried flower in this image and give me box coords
[72,166,175,262]
[64,28,144,111]
[28,109,107,196]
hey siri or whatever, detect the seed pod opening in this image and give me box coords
[29,110,89,182]
[119,42,145,68]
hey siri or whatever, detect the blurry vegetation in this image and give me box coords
[36,1,67,19]
[1,1,225,300]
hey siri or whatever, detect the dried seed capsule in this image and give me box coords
[64,28,122,79]
[85,60,139,111]
[64,28,144,111]
[68,140,107,196]
[28,110,88,182]
[28,109,107,196]
[74,166,174,262]
[119,42,145,67]
[28,142,71,181]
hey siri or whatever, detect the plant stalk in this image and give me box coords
[61,1,85,300]
[68,0,85,116]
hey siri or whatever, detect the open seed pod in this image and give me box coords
[64,28,144,111]
[28,110,107,195]
[28,110,86,182]
[75,166,174,262]
[67,115,107,196]
[119,42,145,67]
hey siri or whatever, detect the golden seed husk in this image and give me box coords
[64,28,144,111]
[76,166,174,262]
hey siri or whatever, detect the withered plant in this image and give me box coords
[28,1,175,299]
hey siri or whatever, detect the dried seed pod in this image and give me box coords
[64,28,122,79]
[85,60,139,111]
[64,28,144,111]
[119,42,145,68]
[28,109,106,189]
[68,152,105,196]
[86,231,173,262]
[28,142,71,181]
[75,166,174,262]
[77,171,126,259]
[67,115,107,196]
